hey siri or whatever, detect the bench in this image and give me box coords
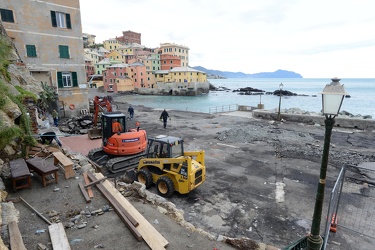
[52,152,75,179]
[9,159,32,192]
[25,157,58,187]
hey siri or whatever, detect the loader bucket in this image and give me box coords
[88,128,102,139]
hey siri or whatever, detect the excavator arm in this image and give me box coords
[92,96,113,126]
[89,96,114,139]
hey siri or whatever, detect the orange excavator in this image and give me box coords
[87,96,148,173]
[88,96,114,139]
[88,111,148,173]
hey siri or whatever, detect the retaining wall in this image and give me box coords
[252,110,375,130]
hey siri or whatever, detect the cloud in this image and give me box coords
[80,0,375,77]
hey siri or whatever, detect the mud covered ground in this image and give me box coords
[115,100,375,249]
[3,90,375,249]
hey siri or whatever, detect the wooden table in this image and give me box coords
[26,157,58,187]
[10,159,31,191]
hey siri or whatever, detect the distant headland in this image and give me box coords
[191,66,303,79]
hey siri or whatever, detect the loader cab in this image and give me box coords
[148,135,184,158]
[101,112,126,141]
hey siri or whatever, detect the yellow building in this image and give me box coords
[117,43,144,55]
[103,38,123,51]
[116,76,134,92]
[108,50,126,63]
[155,67,207,83]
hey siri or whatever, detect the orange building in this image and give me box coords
[160,54,181,70]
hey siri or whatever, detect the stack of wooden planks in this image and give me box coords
[86,172,169,250]
[27,143,60,158]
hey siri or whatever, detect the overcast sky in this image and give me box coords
[80,0,375,78]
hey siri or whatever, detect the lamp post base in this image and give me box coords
[307,234,323,250]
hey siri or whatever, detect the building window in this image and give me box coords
[51,11,71,29]
[57,72,78,88]
[26,45,37,57]
[59,45,70,58]
[0,9,14,23]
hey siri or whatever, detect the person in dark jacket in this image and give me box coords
[159,109,170,129]
[128,105,134,120]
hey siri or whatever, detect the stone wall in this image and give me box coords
[136,81,210,96]
[253,110,375,130]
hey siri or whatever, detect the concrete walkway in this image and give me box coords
[59,134,101,156]
[220,111,253,118]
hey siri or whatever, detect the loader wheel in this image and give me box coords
[137,168,153,188]
[156,176,174,197]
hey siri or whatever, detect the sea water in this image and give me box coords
[115,78,375,119]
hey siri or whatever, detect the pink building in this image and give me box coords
[85,58,95,81]
[103,63,130,92]
[129,62,147,89]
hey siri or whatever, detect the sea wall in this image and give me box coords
[253,110,375,130]
[136,81,209,96]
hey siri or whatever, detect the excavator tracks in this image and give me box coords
[88,148,146,176]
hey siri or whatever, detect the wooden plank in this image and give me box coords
[48,223,71,250]
[83,172,94,198]
[84,176,107,188]
[86,173,141,240]
[78,182,91,203]
[94,172,169,249]
[20,197,52,225]
[87,172,138,227]
[8,221,27,250]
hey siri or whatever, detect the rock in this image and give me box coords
[65,222,75,228]
[2,95,22,119]
[77,223,87,229]
[3,145,16,155]
[37,242,47,250]
[157,206,168,214]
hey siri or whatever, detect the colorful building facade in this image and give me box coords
[0,0,89,116]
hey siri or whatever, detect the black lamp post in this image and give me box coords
[307,77,348,250]
[278,83,283,121]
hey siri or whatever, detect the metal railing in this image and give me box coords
[209,104,238,114]
[285,163,375,250]
[283,236,308,250]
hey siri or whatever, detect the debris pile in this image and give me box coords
[59,115,98,135]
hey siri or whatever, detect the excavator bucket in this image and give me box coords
[88,128,102,140]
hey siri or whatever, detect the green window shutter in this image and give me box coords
[59,45,69,58]
[51,11,57,27]
[26,45,36,57]
[72,72,78,87]
[57,72,63,88]
[0,9,14,23]
[66,13,71,29]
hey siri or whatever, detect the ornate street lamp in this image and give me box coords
[278,83,283,121]
[307,77,348,250]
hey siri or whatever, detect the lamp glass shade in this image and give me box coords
[322,94,344,115]
[279,83,283,90]
[320,78,348,116]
